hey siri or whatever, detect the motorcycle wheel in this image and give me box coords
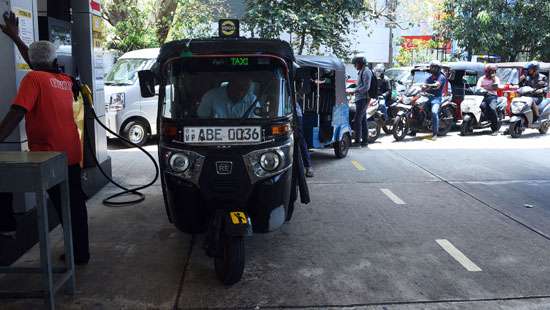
[214,234,245,285]
[539,123,549,134]
[367,121,381,143]
[509,121,523,138]
[392,116,408,141]
[460,117,471,136]
[491,110,504,132]
[382,122,393,134]
[334,132,351,158]
[438,108,453,136]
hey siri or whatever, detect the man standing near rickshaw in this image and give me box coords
[351,56,372,148]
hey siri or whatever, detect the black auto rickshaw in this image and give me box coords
[138,37,310,285]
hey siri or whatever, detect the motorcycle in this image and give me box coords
[392,85,455,141]
[365,96,384,143]
[460,87,506,135]
[508,86,550,138]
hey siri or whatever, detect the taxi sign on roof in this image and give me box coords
[219,19,239,38]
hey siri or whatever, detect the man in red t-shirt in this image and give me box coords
[0,12,89,264]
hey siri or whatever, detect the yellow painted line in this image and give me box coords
[351,160,366,171]
[420,134,434,140]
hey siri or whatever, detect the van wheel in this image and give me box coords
[214,234,245,285]
[122,119,149,147]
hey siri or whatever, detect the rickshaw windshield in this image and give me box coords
[162,56,292,120]
[411,71,430,84]
[496,67,520,85]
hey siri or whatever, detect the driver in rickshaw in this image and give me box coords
[197,77,259,118]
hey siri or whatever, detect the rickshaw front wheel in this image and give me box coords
[334,132,351,158]
[214,234,245,285]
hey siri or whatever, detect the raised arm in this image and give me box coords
[1,11,30,66]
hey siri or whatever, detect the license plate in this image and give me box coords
[184,126,262,144]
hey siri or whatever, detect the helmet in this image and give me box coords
[429,60,442,68]
[525,61,540,71]
[374,64,385,73]
[351,55,366,66]
[429,60,442,74]
[484,64,497,75]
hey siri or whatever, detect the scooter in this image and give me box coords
[460,87,506,135]
[365,96,384,143]
[508,86,550,138]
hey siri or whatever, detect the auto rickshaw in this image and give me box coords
[138,35,310,285]
[444,62,486,120]
[294,55,352,158]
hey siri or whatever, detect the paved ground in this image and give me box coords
[2,130,550,310]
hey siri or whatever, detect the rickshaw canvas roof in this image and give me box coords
[444,62,485,74]
[294,55,346,71]
[295,55,347,105]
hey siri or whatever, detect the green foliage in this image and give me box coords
[103,0,229,53]
[167,0,228,42]
[104,3,156,53]
[243,0,365,58]
[436,0,550,61]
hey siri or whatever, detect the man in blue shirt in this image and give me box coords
[422,60,447,140]
[198,78,258,118]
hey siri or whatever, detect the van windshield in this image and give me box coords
[162,57,292,120]
[105,58,153,86]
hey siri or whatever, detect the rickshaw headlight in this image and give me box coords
[169,153,190,172]
[260,151,281,172]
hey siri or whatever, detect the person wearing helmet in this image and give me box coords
[421,60,447,140]
[476,64,501,133]
[374,64,392,119]
[519,61,548,122]
[351,55,373,147]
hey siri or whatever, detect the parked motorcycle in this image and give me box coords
[392,85,455,141]
[365,97,384,143]
[508,86,550,138]
[460,87,506,135]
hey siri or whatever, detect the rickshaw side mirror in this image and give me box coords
[138,70,157,98]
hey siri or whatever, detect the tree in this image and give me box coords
[103,0,156,52]
[103,0,229,52]
[242,0,365,58]
[436,0,550,61]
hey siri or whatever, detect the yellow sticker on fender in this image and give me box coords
[230,212,247,224]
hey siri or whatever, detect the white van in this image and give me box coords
[104,48,160,146]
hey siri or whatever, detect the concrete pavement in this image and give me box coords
[1,133,550,309]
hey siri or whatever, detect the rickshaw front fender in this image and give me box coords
[335,124,352,142]
[224,211,253,237]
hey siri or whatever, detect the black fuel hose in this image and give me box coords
[80,85,159,207]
